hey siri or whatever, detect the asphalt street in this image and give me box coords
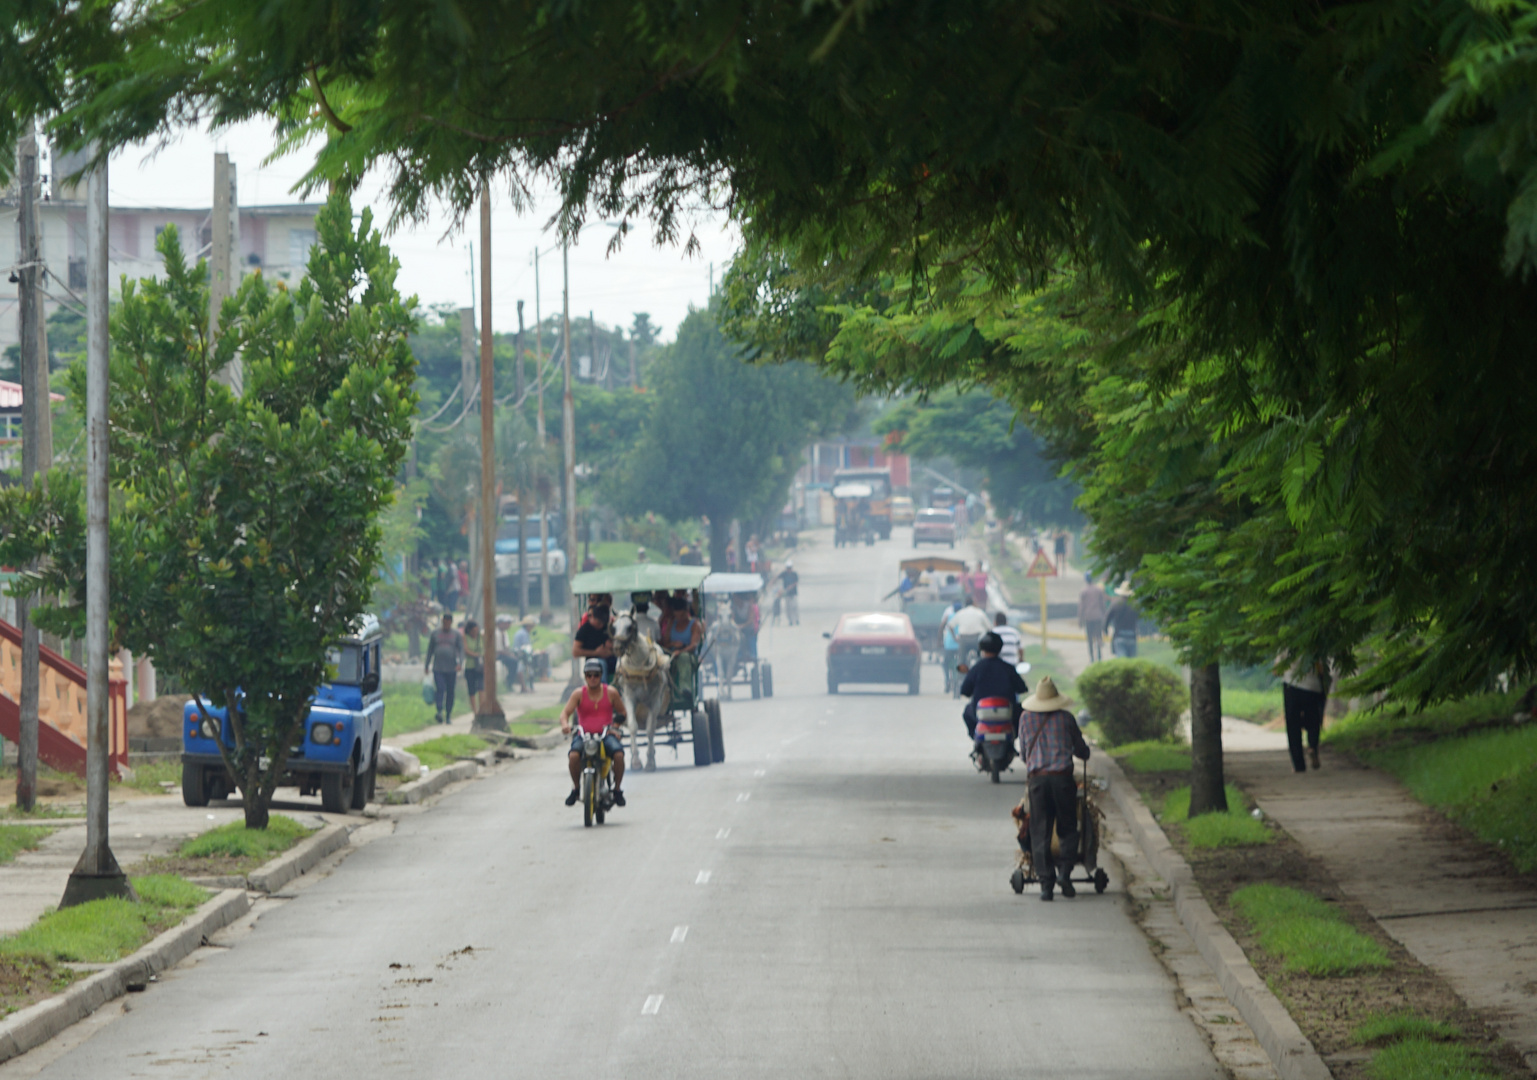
[4,532,1225,1079]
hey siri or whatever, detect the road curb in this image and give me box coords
[0,887,250,1065]
[382,759,478,804]
[508,729,563,751]
[1095,754,1333,1080]
[246,822,350,893]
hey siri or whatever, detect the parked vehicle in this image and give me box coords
[574,723,619,827]
[913,508,958,547]
[972,696,1018,783]
[181,615,385,814]
[824,612,922,695]
[890,495,915,525]
[832,466,895,538]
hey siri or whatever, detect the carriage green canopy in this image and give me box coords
[569,564,712,595]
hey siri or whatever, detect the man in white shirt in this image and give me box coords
[950,600,993,661]
[992,612,1022,667]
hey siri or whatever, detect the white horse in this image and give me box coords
[708,616,742,700]
[611,611,672,772]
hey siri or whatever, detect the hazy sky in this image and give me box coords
[88,119,739,342]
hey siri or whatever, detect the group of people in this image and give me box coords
[423,611,539,724]
[1075,573,1140,663]
[426,558,471,614]
[957,630,1092,901]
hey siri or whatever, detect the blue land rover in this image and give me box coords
[181,615,386,813]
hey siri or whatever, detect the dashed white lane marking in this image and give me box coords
[716,828,731,839]
[642,995,664,1015]
[696,870,712,884]
[736,792,751,802]
[753,769,766,777]
[671,926,689,943]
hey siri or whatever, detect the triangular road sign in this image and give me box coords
[1024,548,1057,578]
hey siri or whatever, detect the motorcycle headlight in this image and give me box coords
[200,718,218,739]
[310,722,334,746]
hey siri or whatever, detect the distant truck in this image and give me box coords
[181,615,385,814]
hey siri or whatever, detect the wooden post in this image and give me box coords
[475,181,505,728]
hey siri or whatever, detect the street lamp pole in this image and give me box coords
[562,240,579,685]
[61,153,133,908]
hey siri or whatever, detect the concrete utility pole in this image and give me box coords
[475,181,504,728]
[61,156,134,907]
[210,153,242,394]
[459,306,475,414]
[534,250,550,623]
[562,242,579,685]
[15,126,51,813]
[515,300,527,619]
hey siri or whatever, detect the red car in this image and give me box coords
[824,612,922,695]
[913,508,957,547]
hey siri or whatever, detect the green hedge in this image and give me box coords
[1078,659,1185,746]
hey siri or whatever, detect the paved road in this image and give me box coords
[5,532,1223,1079]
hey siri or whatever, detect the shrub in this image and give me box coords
[1077,659,1186,746]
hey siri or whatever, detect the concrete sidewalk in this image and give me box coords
[1225,750,1537,1072]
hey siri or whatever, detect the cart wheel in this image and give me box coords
[827,676,838,695]
[691,709,713,767]
[707,699,724,764]
[1010,868,1025,895]
[1094,868,1109,894]
[750,665,762,699]
[761,662,773,698]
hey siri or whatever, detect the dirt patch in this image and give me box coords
[1120,766,1534,1079]
[134,852,272,879]
[0,958,76,1020]
[126,694,191,740]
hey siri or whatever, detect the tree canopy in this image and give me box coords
[0,194,418,827]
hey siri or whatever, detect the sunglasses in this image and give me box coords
[584,671,602,679]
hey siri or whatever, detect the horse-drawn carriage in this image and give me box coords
[833,483,876,547]
[701,572,774,700]
[568,564,723,770]
[897,556,970,658]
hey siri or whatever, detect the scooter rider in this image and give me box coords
[559,658,627,808]
[949,596,993,666]
[958,631,1028,741]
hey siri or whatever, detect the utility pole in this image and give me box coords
[459,305,475,415]
[629,332,638,390]
[474,180,504,729]
[15,125,51,813]
[562,241,579,685]
[61,154,133,907]
[515,301,527,619]
[593,311,607,390]
[534,250,550,623]
[210,153,241,394]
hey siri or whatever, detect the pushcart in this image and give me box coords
[1009,760,1111,895]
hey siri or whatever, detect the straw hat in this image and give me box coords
[1114,581,1134,598]
[1022,675,1072,712]
[520,615,538,628]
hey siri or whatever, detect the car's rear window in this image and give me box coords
[917,509,954,521]
[842,615,911,636]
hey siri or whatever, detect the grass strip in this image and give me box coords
[1162,784,1273,848]
[1367,1037,1496,1080]
[1112,740,1190,773]
[180,814,311,860]
[1231,883,1392,976]
[0,825,52,865]
[0,875,209,963]
[1222,687,1283,723]
[409,734,491,770]
[1325,691,1524,752]
[1352,1010,1462,1046]
[117,758,181,795]
[382,680,439,738]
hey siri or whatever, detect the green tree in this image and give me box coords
[0,194,417,828]
[619,305,855,568]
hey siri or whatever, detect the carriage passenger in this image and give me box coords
[661,595,704,692]
[572,604,616,683]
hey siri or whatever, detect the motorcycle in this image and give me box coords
[574,723,618,827]
[972,696,1018,783]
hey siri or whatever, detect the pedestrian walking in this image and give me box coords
[992,611,1022,667]
[1018,676,1091,901]
[1107,582,1139,658]
[424,613,465,723]
[1077,573,1107,663]
[463,619,485,707]
[1053,530,1068,573]
[778,559,800,625]
[1280,656,1330,772]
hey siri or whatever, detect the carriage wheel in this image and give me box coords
[707,699,724,764]
[1010,868,1025,895]
[760,662,773,698]
[1094,868,1109,894]
[691,710,713,767]
[750,665,762,699]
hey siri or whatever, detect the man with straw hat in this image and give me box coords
[1019,676,1092,901]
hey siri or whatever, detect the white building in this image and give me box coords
[3,162,321,356]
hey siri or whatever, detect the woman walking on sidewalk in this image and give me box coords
[1280,657,1330,772]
